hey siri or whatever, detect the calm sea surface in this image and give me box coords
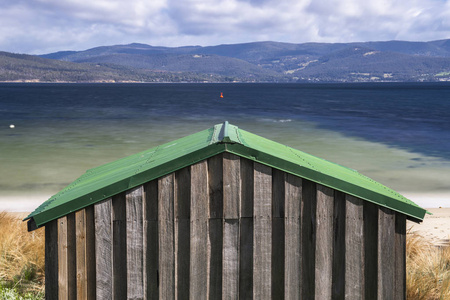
[1,83,449,209]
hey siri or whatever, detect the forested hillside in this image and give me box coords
[2,39,450,82]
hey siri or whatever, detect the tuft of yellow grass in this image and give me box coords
[0,212,45,294]
[406,231,450,300]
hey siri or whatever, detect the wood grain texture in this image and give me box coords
[332,191,345,300]
[272,169,285,299]
[223,152,241,219]
[58,216,68,300]
[284,174,302,300]
[144,180,158,299]
[364,201,378,300]
[253,162,272,299]
[67,213,77,300]
[272,169,285,218]
[378,207,395,300]
[175,167,191,300]
[315,184,334,299]
[208,154,223,219]
[208,219,223,299]
[112,193,127,300]
[175,219,190,300]
[75,209,87,299]
[94,199,113,300]
[240,158,253,218]
[395,213,406,300]
[272,217,284,299]
[223,219,240,299]
[345,195,364,299]
[45,220,58,300]
[94,199,112,300]
[239,218,253,300]
[190,161,209,299]
[126,186,144,299]
[158,174,175,300]
[301,179,316,299]
[85,206,96,300]
[175,167,191,219]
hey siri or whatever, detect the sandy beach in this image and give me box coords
[4,194,448,247]
[408,207,450,247]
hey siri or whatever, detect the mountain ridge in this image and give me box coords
[2,39,450,82]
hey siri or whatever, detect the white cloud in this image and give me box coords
[0,0,449,54]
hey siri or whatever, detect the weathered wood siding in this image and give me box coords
[45,154,407,300]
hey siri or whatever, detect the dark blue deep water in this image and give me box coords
[1,82,449,209]
[1,82,449,159]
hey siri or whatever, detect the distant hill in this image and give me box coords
[2,39,450,82]
[0,51,234,83]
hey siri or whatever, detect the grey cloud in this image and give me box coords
[0,0,449,54]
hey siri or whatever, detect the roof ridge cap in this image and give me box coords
[210,121,241,144]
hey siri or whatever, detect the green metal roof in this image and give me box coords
[26,122,426,230]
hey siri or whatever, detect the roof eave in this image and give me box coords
[28,142,228,230]
[224,142,427,221]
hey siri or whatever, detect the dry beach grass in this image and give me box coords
[0,211,448,299]
[0,212,45,298]
[406,232,450,299]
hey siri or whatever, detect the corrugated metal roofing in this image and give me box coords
[26,121,426,230]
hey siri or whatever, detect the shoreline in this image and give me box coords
[3,192,447,211]
[407,207,450,247]
[2,194,449,246]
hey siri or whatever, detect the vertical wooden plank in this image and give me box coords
[85,206,96,300]
[45,220,58,300]
[272,169,285,218]
[190,161,209,299]
[240,158,253,218]
[253,162,272,299]
[315,184,334,299]
[75,209,87,300]
[223,219,240,299]
[284,173,301,300]
[208,154,223,219]
[223,153,240,299]
[378,207,395,300]
[175,219,190,300]
[364,201,378,300]
[345,195,364,299]
[332,191,345,300]
[239,157,253,299]
[175,167,191,300]
[58,216,68,300]
[145,180,159,220]
[159,173,175,300]
[112,193,127,300]
[223,152,240,219]
[66,213,77,300]
[272,169,285,299]
[239,218,253,300]
[143,180,159,300]
[301,179,316,299]
[175,167,191,219]
[208,156,224,299]
[209,219,223,299]
[126,186,144,299]
[272,218,284,299]
[94,199,113,300]
[395,213,406,300]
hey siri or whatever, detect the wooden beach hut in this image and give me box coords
[25,122,426,300]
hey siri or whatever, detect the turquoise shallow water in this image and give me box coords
[1,83,449,210]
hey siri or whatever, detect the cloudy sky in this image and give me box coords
[1,0,449,54]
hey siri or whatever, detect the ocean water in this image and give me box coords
[1,83,449,210]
